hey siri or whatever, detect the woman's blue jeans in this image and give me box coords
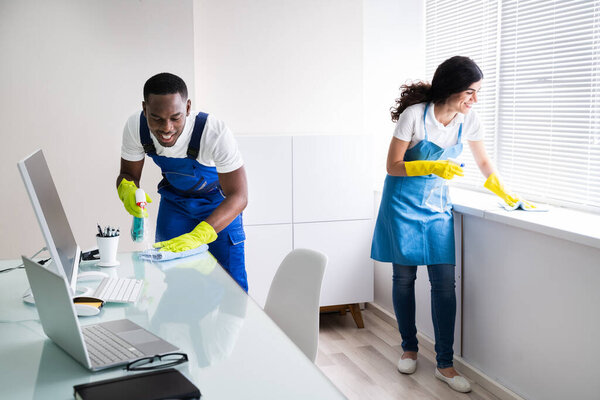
[392,263,456,369]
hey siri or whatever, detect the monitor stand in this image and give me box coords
[22,285,94,305]
[77,271,109,281]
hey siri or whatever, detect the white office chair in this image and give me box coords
[264,248,327,363]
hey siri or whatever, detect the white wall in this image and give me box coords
[366,0,426,314]
[1,0,420,260]
[192,0,363,136]
[0,0,195,258]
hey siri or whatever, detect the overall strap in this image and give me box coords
[456,123,463,144]
[139,112,156,155]
[187,112,209,159]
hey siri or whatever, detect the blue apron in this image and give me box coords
[140,112,248,291]
[371,103,463,266]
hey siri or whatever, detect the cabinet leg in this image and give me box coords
[320,304,365,329]
[348,303,364,329]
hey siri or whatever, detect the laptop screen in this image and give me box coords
[18,149,80,292]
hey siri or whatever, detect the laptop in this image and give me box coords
[18,149,142,303]
[22,255,178,371]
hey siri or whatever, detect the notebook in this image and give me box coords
[22,255,178,371]
[73,368,200,400]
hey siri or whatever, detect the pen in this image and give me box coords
[97,224,120,237]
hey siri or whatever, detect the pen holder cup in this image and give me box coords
[96,235,119,267]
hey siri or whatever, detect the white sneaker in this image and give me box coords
[434,368,472,393]
[397,357,417,374]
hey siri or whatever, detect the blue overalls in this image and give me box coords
[371,103,463,266]
[140,112,248,291]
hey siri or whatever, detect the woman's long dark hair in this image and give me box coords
[390,56,483,122]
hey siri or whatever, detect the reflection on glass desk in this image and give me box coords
[0,251,345,399]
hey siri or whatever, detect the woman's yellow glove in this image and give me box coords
[154,221,218,252]
[404,160,464,180]
[117,179,152,218]
[483,173,520,207]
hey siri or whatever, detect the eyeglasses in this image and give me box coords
[126,352,188,371]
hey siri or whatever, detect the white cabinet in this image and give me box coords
[292,135,373,222]
[237,136,293,225]
[244,224,293,307]
[237,135,373,308]
[294,220,374,306]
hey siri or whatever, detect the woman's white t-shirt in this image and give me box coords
[393,102,484,149]
[121,111,243,173]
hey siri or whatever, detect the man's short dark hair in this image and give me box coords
[143,72,188,101]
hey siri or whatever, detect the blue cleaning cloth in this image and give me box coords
[139,244,209,262]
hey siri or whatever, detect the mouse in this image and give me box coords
[74,303,101,317]
[73,296,104,317]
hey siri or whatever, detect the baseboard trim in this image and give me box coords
[366,302,525,400]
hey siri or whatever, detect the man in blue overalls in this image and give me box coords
[116,72,248,291]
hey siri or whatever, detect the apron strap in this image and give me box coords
[139,112,157,155]
[423,103,464,145]
[423,103,430,141]
[187,112,209,160]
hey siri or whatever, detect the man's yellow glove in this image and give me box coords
[117,179,152,218]
[154,221,218,252]
[405,160,464,180]
[483,173,521,207]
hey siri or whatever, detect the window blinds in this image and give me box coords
[425,0,500,188]
[498,0,600,211]
[426,0,600,212]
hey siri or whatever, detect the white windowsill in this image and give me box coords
[449,187,600,250]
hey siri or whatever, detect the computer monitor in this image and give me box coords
[18,149,81,294]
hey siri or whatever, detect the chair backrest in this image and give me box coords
[264,248,327,362]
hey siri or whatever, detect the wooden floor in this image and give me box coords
[316,309,501,400]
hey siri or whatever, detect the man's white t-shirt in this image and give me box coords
[121,111,243,173]
[393,102,484,149]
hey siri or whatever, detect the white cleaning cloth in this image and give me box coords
[139,244,209,262]
[499,200,549,212]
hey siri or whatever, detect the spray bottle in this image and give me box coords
[425,158,464,212]
[131,188,147,242]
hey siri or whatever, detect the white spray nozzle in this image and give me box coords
[448,158,465,167]
[135,188,147,209]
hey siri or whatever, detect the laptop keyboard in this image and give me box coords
[83,324,144,367]
[93,278,143,303]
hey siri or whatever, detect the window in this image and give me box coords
[426,0,600,212]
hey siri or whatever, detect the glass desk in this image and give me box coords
[0,252,345,399]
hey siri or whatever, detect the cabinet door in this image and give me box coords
[236,136,293,225]
[293,219,374,306]
[244,224,293,307]
[292,135,373,223]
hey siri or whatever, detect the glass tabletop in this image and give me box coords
[0,252,345,399]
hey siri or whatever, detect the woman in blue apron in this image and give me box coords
[371,56,531,393]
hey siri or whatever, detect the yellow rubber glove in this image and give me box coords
[117,179,152,218]
[154,221,218,252]
[405,160,464,180]
[483,173,520,207]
